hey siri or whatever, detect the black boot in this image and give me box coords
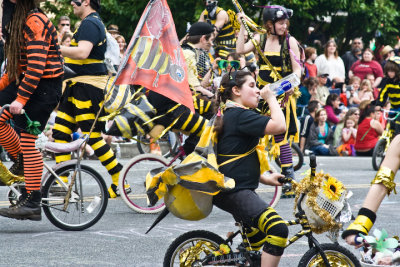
[281,165,295,199]
[0,190,41,221]
[10,153,24,177]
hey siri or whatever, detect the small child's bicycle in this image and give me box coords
[162,155,360,267]
[0,105,108,231]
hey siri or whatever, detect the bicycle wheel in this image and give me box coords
[119,154,169,213]
[372,139,387,171]
[256,183,282,208]
[42,164,108,231]
[298,243,361,267]
[164,230,227,267]
[275,143,304,171]
[136,132,178,158]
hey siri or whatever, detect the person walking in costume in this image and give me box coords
[199,0,237,59]
[213,70,288,267]
[52,0,123,198]
[0,0,63,220]
[236,5,302,196]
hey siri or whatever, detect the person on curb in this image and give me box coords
[0,0,63,220]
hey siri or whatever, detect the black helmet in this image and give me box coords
[263,5,293,23]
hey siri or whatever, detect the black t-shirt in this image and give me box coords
[66,12,107,75]
[217,108,270,191]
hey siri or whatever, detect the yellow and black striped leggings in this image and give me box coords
[52,82,122,185]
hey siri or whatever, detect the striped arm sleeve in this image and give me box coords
[16,15,51,105]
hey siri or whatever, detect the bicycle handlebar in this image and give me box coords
[382,109,400,121]
[0,104,25,116]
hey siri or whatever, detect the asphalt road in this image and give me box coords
[0,156,399,267]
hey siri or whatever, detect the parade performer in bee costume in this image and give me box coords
[236,5,302,196]
[199,0,237,59]
[0,0,63,220]
[51,0,123,198]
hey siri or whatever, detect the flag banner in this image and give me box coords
[115,0,194,112]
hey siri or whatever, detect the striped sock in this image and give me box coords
[274,134,293,165]
[0,109,21,159]
[21,133,43,192]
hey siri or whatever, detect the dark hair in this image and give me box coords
[325,93,339,107]
[307,100,319,113]
[358,101,375,124]
[227,52,241,61]
[383,60,400,81]
[303,77,318,89]
[361,48,375,61]
[183,33,213,45]
[214,70,254,134]
[89,0,101,11]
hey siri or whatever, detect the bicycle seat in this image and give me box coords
[45,138,85,153]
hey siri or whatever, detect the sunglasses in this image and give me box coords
[217,60,240,70]
[71,0,82,6]
[61,23,70,27]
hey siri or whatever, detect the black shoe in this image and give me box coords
[10,153,24,177]
[0,190,41,221]
[281,165,295,180]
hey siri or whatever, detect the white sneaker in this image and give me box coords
[304,149,311,156]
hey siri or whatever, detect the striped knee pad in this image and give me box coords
[253,207,288,256]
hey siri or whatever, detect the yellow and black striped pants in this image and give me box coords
[52,82,122,185]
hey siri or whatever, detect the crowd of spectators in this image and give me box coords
[299,37,398,157]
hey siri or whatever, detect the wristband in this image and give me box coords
[342,207,376,239]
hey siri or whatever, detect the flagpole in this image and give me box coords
[111,0,157,89]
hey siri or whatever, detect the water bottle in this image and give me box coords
[115,143,121,159]
[268,73,300,96]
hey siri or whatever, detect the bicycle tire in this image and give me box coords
[372,139,387,171]
[274,143,304,171]
[255,184,282,209]
[298,243,361,267]
[163,230,227,267]
[42,164,108,231]
[119,153,169,214]
[136,132,179,158]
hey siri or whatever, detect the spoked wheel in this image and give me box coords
[275,143,304,171]
[119,154,170,213]
[136,132,178,158]
[41,165,108,231]
[298,243,361,267]
[163,230,227,267]
[372,139,387,171]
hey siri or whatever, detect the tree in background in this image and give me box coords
[42,0,400,54]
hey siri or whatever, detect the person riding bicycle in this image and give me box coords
[198,0,237,59]
[236,5,303,196]
[0,0,63,220]
[342,134,400,249]
[51,0,124,198]
[375,56,400,137]
[213,70,288,266]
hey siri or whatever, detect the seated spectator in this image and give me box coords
[380,45,395,68]
[365,73,380,99]
[299,100,320,152]
[355,101,384,156]
[346,76,361,106]
[61,32,73,47]
[304,47,318,77]
[349,48,384,88]
[305,108,337,156]
[333,107,360,147]
[324,93,342,125]
[298,77,318,108]
[336,117,357,156]
[358,79,374,102]
[316,72,330,105]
